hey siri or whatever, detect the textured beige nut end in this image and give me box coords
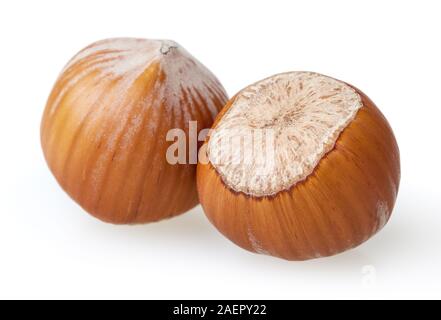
[207,71,363,197]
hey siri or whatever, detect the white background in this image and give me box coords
[0,0,440,300]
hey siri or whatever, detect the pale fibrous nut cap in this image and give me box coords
[207,71,363,197]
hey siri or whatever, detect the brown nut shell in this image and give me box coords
[197,73,400,260]
[41,38,228,224]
